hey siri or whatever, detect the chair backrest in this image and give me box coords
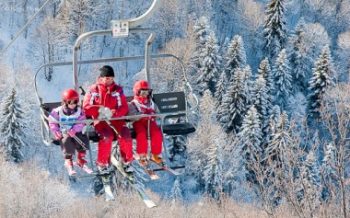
[42,102,62,115]
[152,91,187,116]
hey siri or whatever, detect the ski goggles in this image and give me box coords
[67,100,78,105]
[139,89,152,96]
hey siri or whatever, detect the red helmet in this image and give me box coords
[133,80,150,96]
[62,89,79,101]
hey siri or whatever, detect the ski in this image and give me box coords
[110,155,157,208]
[100,172,115,201]
[150,160,181,176]
[136,161,159,180]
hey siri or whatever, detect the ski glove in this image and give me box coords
[98,107,113,120]
[54,131,63,140]
[68,129,76,137]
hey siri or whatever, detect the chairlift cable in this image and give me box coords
[0,0,56,56]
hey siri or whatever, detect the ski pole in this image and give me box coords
[72,135,89,150]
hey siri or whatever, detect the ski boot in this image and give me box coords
[150,154,164,166]
[76,152,93,174]
[64,159,77,176]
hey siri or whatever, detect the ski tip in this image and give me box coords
[144,200,157,208]
[105,196,116,202]
[150,174,160,180]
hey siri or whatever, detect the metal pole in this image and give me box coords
[145,33,155,87]
[129,0,162,28]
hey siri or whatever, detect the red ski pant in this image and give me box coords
[133,119,163,156]
[94,120,133,167]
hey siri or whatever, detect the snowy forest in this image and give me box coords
[1,0,350,217]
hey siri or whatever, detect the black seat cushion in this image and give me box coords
[162,123,196,135]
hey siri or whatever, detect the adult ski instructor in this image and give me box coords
[83,65,134,174]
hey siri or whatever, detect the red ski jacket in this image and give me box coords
[83,81,129,119]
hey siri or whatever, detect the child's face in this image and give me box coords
[67,99,78,109]
[139,89,150,97]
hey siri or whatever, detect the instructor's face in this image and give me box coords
[99,76,114,86]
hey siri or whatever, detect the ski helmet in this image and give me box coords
[133,80,150,96]
[62,89,79,101]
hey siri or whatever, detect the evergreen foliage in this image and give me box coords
[196,32,221,95]
[217,66,252,133]
[289,19,311,93]
[263,0,287,58]
[307,46,334,118]
[252,75,272,139]
[191,16,211,71]
[300,151,321,215]
[272,49,292,111]
[0,89,26,163]
[236,106,263,183]
[258,58,273,94]
[203,137,224,201]
[214,72,227,106]
[223,35,247,82]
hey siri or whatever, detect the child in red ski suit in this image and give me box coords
[83,65,134,172]
[49,89,93,176]
[130,80,163,166]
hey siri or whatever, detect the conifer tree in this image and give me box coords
[191,16,211,71]
[273,49,292,110]
[214,72,227,106]
[300,151,321,216]
[0,89,27,162]
[203,138,224,201]
[307,46,334,118]
[223,35,247,82]
[217,67,251,132]
[263,0,287,58]
[320,143,337,202]
[265,112,291,165]
[258,58,273,94]
[252,75,272,137]
[196,32,221,95]
[289,19,311,93]
[237,106,263,183]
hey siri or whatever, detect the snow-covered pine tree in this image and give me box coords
[169,177,183,204]
[252,75,272,139]
[223,35,247,82]
[273,49,292,111]
[217,67,251,133]
[265,111,292,168]
[320,142,337,202]
[0,89,26,162]
[214,72,227,106]
[307,46,334,118]
[236,105,263,184]
[258,58,273,94]
[288,19,311,93]
[203,137,224,201]
[263,0,287,59]
[191,16,211,72]
[196,31,221,95]
[300,150,321,217]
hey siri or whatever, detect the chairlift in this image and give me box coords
[34,0,198,174]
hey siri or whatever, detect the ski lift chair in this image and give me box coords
[152,91,196,160]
